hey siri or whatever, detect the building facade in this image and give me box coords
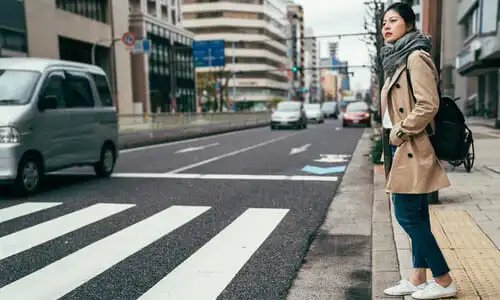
[456,0,499,124]
[130,0,196,113]
[182,0,290,108]
[23,0,134,114]
[440,0,467,109]
[287,2,305,102]
[0,0,28,58]
[304,27,319,102]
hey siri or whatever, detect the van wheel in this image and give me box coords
[13,154,43,196]
[94,144,116,178]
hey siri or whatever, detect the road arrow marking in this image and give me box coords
[302,165,346,175]
[314,154,351,163]
[290,144,311,155]
[175,143,219,154]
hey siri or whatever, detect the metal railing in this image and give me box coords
[118,111,271,133]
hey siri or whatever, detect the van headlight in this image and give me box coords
[0,127,21,143]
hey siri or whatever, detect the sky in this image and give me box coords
[293,0,373,91]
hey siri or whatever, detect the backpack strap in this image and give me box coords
[405,58,434,136]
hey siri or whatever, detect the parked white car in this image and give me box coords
[304,103,324,123]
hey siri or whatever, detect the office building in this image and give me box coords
[129,0,196,113]
[182,0,290,109]
[439,0,467,108]
[287,2,305,102]
[304,27,319,102]
[0,0,28,58]
[455,0,500,125]
[24,0,134,114]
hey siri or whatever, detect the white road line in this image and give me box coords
[111,173,338,182]
[0,205,211,300]
[119,127,267,154]
[175,142,220,154]
[0,203,135,261]
[138,208,289,300]
[166,132,300,174]
[0,202,62,223]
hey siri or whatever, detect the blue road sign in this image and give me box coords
[193,40,226,67]
[131,39,152,54]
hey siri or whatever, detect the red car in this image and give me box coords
[342,101,371,127]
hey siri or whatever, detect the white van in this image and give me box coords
[0,58,119,195]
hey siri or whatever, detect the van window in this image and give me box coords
[0,70,41,105]
[91,74,114,107]
[40,74,66,109]
[63,74,94,108]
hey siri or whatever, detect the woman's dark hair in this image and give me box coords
[382,2,417,31]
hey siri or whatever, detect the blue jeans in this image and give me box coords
[391,146,450,277]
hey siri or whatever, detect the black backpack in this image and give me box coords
[405,61,471,162]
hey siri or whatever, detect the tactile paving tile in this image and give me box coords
[429,208,500,299]
[456,249,500,297]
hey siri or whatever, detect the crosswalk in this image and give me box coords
[0,202,289,299]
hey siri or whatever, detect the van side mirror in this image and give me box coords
[38,95,58,111]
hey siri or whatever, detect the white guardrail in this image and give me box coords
[118,111,271,133]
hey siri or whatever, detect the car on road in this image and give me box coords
[0,57,119,195]
[304,103,324,123]
[271,101,307,130]
[342,101,371,127]
[321,101,339,119]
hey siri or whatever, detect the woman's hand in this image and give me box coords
[389,122,409,146]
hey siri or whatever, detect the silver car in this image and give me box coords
[270,101,307,130]
[304,103,324,123]
[0,58,119,195]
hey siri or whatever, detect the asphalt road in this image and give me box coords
[0,119,365,300]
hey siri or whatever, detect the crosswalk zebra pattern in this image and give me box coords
[0,202,289,299]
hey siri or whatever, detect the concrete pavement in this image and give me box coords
[372,124,500,300]
[0,120,366,299]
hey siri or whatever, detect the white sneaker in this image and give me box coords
[384,279,427,296]
[411,280,457,299]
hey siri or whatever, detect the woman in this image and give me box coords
[379,3,457,299]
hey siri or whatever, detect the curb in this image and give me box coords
[118,122,269,150]
[371,165,403,299]
[286,128,374,299]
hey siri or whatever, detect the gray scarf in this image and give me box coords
[380,31,432,78]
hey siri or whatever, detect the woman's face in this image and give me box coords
[382,9,409,43]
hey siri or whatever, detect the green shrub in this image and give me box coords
[372,137,383,165]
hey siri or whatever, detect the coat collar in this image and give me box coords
[385,64,406,91]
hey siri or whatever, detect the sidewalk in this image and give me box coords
[372,125,500,300]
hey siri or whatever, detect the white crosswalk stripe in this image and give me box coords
[0,202,289,300]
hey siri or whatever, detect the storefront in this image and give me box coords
[456,0,499,125]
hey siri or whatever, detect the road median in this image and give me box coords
[118,112,270,150]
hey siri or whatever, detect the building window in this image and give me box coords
[56,0,108,23]
[0,28,27,53]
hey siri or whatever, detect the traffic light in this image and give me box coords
[292,66,298,72]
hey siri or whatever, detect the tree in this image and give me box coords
[363,0,385,120]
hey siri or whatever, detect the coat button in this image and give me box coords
[408,153,413,158]
[395,83,401,88]
[399,107,404,113]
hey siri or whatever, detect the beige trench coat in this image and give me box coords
[380,50,451,194]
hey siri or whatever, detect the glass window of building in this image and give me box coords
[56,0,108,23]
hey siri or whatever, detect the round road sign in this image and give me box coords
[122,32,136,46]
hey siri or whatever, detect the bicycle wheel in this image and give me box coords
[464,137,475,172]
